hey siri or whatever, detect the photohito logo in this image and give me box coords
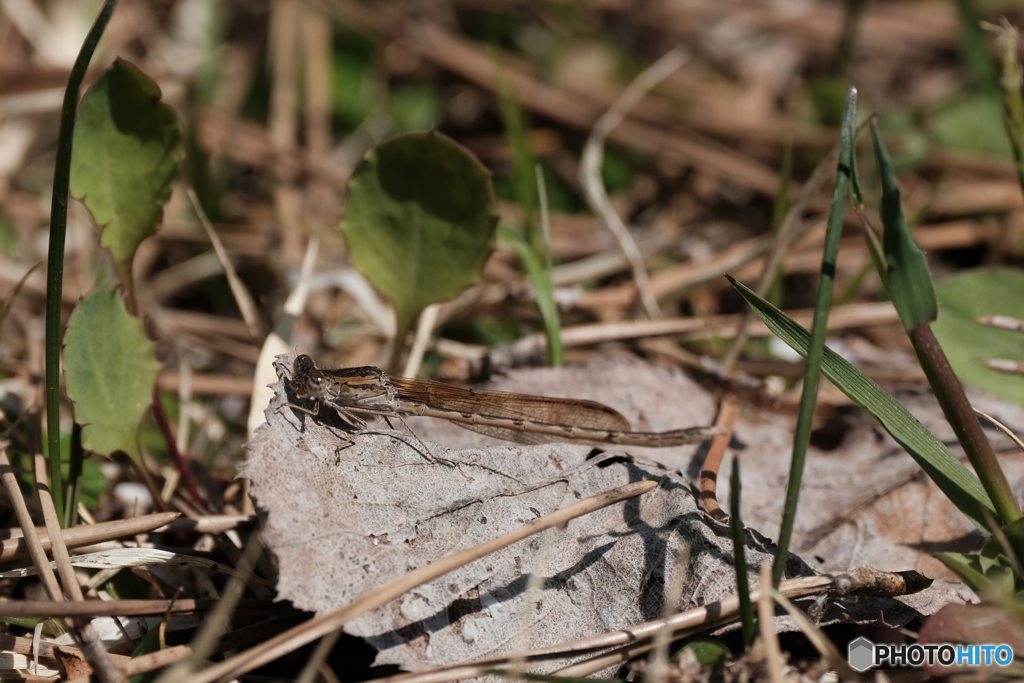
[847,637,1015,672]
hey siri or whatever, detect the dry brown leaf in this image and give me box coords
[243,356,921,671]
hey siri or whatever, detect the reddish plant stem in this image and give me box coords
[909,325,1020,524]
[151,387,205,509]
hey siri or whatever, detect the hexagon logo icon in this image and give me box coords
[848,637,875,672]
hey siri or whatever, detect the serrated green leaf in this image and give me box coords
[64,289,159,462]
[340,130,499,364]
[727,276,995,530]
[932,268,1024,409]
[70,58,181,297]
[871,123,937,330]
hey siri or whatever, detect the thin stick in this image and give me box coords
[975,407,1024,453]
[759,563,786,683]
[187,187,262,339]
[33,453,126,683]
[33,454,82,601]
[580,48,688,320]
[403,302,441,380]
[0,446,61,600]
[453,300,899,379]
[188,480,658,683]
[0,511,181,561]
[0,598,289,619]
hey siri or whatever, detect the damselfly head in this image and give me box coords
[290,354,329,398]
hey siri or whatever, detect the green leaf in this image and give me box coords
[935,552,1015,595]
[727,276,995,530]
[928,92,1010,156]
[674,638,732,667]
[64,289,160,463]
[871,123,937,330]
[388,84,442,132]
[70,58,182,298]
[340,130,499,366]
[932,268,1024,409]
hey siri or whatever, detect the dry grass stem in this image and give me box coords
[403,302,441,379]
[186,187,263,339]
[458,300,898,378]
[31,455,82,603]
[974,407,1024,452]
[758,563,787,683]
[0,511,181,561]
[0,445,62,600]
[581,48,688,319]
[0,598,289,618]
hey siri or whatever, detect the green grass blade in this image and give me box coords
[873,123,1018,524]
[772,87,857,588]
[496,72,539,248]
[871,122,937,330]
[45,0,119,527]
[993,20,1024,198]
[954,0,998,93]
[495,70,562,366]
[728,276,995,530]
[730,457,756,648]
[534,166,563,365]
[500,225,562,364]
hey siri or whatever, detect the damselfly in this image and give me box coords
[285,354,722,448]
